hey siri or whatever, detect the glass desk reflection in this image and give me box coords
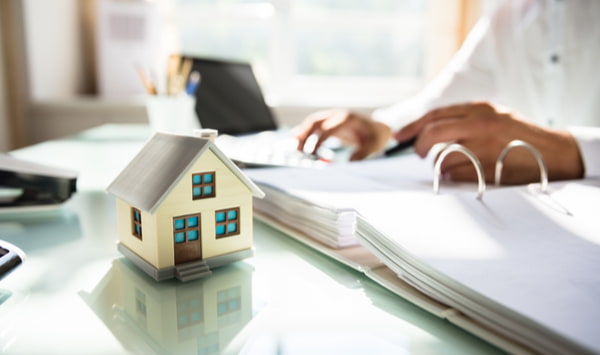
[81,258,253,354]
[0,124,504,354]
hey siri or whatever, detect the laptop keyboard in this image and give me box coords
[215,131,332,168]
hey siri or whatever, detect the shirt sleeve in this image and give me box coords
[372,15,499,131]
[568,126,600,178]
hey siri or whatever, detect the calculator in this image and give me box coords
[0,240,24,280]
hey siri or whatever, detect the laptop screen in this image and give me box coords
[187,57,278,135]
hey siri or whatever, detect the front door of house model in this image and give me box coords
[173,214,202,264]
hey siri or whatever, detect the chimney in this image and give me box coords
[193,129,218,142]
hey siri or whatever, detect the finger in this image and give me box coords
[394,111,438,143]
[414,115,502,157]
[426,102,481,119]
[439,155,496,184]
[394,121,421,143]
[311,126,340,155]
[295,117,325,151]
[495,163,542,185]
[443,162,495,183]
[394,103,475,142]
[350,140,379,161]
[412,117,468,157]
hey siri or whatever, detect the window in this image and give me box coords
[215,207,240,238]
[168,0,429,106]
[217,286,241,315]
[176,295,204,329]
[173,214,201,243]
[131,207,142,239]
[192,172,216,200]
[135,288,147,325]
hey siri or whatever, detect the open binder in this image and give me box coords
[245,142,600,355]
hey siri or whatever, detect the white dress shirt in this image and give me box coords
[374,0,600,177]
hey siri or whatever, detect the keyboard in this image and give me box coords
[215,131,335,169]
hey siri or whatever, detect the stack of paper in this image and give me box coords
[247,155,435,248]
[254,185,357,248]
[246,155,600,355]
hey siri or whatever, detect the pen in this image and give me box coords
[384,137,416,156]
[186,71,201,95]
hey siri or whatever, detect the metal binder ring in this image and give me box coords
[433,144,486,200]
[495,140,548,192]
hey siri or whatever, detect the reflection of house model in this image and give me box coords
[107,130,265,282]
[80,259,254,354]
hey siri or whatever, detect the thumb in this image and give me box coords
[350,143,378,161]
[394,126,414,142]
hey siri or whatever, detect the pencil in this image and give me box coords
[136,67,157,95]
[177,58,193,94]
[167,54,181,95]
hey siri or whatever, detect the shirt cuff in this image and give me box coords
[568,126,600,178]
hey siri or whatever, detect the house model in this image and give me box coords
[107,130,265,282]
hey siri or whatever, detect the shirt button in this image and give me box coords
[550,54,560,63]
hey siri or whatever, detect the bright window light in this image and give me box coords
[170,0,428,106]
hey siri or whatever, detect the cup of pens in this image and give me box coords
[139,56,202,135]
[146,95,199,135]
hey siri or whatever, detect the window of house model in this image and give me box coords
[132,207,143,239]
[192,171,216,199]
[173,214,201,243]
[215,207,240,238]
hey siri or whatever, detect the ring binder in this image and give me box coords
[246,151,600,355]
[433,143,486,199]
[495,140,548,192]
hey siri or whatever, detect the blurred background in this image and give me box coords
[0,0,498,151]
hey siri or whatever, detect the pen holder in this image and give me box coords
[146,95,200,135]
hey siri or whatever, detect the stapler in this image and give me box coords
[0,240,24,280]
[0,153,77,207]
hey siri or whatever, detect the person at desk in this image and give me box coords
[295,0,600,185]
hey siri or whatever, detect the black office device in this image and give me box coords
[0,153,77,207]
[187,57,278,135]
[0,240,24,281]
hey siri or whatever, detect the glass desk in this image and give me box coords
[0,125,504,354]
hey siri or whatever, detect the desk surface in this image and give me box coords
[0,125,503,354]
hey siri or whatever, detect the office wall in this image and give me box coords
[0,10,9,151]
[23,0,130,143]
[24,0,88,99]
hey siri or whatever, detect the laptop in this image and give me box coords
[187,57,335,168]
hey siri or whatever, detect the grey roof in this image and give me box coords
[107,132,265,213]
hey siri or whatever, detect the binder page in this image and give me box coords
[246,154,480,214]
[355,180,600,354]
[246,155,470,248]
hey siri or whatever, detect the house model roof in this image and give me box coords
[106,132,265,213]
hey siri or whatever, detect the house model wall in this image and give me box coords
[107,131,265,282]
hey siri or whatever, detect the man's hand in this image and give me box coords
[395,102,584,184]
[294,109,392,161]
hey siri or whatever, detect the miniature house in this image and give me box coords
[107,131,265,282]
